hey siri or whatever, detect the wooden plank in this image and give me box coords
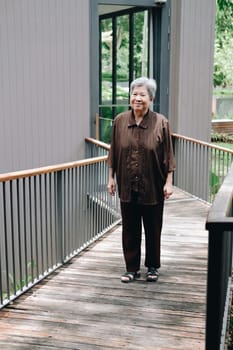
[212,120,233,134]
[0,188,209,350]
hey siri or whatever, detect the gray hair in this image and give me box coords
[130,77,157,99]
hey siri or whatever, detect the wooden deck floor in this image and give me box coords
[0,188,210,350]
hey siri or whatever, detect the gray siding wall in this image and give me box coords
[169,0,216,141]
[0,0,90,173]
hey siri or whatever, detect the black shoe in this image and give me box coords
[146,267,159,282]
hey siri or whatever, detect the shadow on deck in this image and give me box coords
[0,188,210,350]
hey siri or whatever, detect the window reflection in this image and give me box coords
[100,10,149,143]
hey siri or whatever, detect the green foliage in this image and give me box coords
[214,0,233,87]
[211,132,233,143]
[214,35,233,87]
[100,118,112,144]
[99,105,129,143]
[213,88,233,96]
[211,172,220,194]
[1,261,35,304]
[102,72,128,82]
[216,0,233,41]
[101,10,148,95]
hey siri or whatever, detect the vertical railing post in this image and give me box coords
[56,170,63,264]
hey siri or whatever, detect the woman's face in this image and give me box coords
[130,85,152,115]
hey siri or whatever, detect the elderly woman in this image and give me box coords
[107,77,175,283]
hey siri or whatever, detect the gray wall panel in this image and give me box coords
[0,0,90,173]
[169,0,216,142]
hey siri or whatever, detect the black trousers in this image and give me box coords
[120,200,164,272]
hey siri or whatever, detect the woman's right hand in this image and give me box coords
[107,178,116,196]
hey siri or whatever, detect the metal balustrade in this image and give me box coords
[0,156,121,308]
[172,133,233,203]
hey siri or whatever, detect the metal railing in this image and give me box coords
[172,133,233,203]
[96,113,233,203]
[205,162,233,350]
[0,155,120,308]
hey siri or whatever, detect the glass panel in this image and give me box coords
[100,18,113,142]
[99,105,129,144]
[99,106,112,144]
[116,15,130,107]
[133,11,149,79]
[101,18,113,105]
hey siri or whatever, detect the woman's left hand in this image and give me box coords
[163,183,173,199]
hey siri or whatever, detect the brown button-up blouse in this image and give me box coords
[107,109,176,205]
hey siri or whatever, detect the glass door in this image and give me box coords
[99,8,150,143]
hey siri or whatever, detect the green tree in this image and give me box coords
[214,0,233,87]
[101,11,148,81]
[216,0,233,40]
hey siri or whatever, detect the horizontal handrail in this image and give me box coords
[172,132,233,154]
[0,156,107,182]
[87,132,233,156]
[87,132,233,154]
[85,137,110,151]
